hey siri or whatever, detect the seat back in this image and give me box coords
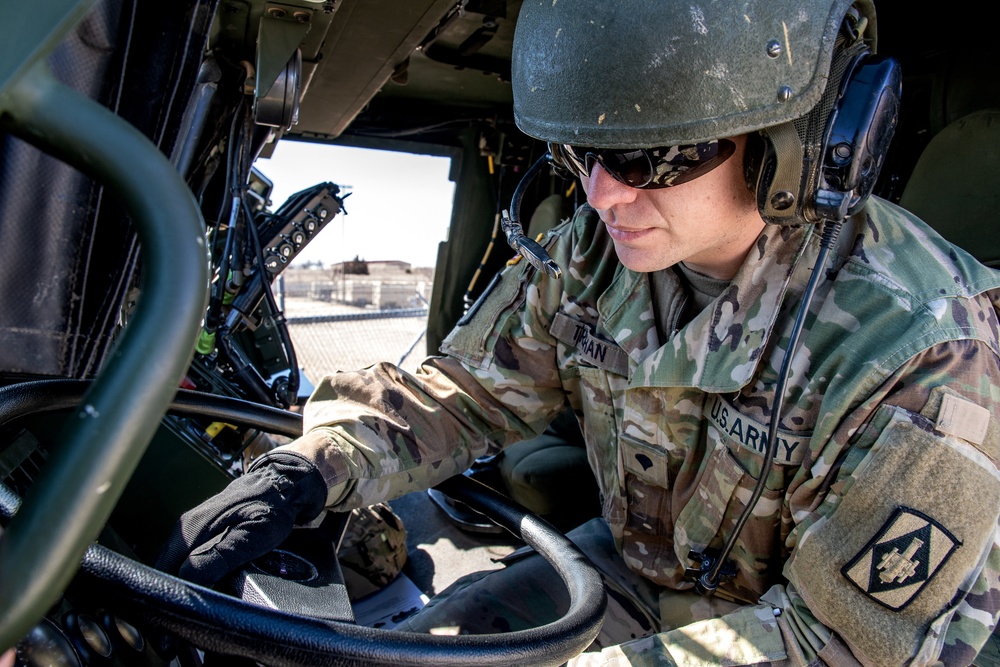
[899,109,1000,266]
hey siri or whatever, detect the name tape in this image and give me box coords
[550,312,629,376]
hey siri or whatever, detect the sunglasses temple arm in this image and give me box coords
[500,153,563,279]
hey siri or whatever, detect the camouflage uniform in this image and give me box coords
[337,502,408,601]
[279,197,1000,665]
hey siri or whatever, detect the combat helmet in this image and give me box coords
[512,0,898,225]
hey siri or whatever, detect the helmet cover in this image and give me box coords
[512,0,876,147]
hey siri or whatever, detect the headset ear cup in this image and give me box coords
[750,38,882,226]
[815,52,902,219]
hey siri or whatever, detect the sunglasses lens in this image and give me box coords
[554,139,736,189]
[644,140,736,188]
[591,149,655,187]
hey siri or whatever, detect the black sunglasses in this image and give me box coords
[549,138,736,189]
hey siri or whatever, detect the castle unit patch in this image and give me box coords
[842,507,960,610]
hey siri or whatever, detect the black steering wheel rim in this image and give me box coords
[0,379,607,667]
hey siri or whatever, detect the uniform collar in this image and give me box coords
[598,223,816,392]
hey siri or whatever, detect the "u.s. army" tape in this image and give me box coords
[706,394,809,465]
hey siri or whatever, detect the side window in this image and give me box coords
[256,142,454,379]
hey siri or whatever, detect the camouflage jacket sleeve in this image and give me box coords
[271,356,562,509]
[270,230,573,510]
[779,335,1000,667]
[568,336,1000,667]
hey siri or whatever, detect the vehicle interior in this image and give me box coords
[1,0,998,665]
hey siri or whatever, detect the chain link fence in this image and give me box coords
[281,269,433,385]
[287,307,429,385]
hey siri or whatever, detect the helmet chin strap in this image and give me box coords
[501,153,562,279]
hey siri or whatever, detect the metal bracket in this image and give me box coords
[256,7,312,101]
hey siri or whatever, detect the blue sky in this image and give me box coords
[254,141,456,269]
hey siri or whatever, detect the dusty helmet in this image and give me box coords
[512,0,887,224]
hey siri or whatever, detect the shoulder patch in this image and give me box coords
[842,506,960,611]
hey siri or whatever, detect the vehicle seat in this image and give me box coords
[898,108,1000,266]
[496,408,600,531]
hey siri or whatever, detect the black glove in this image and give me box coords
[156,452,327,586]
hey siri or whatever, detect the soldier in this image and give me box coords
[158,0,1000,664]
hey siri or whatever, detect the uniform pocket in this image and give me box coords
[674,443,786,601]
[616,434,679,582]
[674,443,746,554]
[570,366,625,543]
[620,435,672,531]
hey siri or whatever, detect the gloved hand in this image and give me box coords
[156,451,327,586]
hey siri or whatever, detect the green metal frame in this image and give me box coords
[0,1,209,650]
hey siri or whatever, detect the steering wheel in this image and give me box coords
[0,379,607,667]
